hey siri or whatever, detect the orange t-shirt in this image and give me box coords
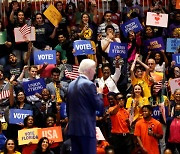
[134,118,163,154]
[109,106,129,134]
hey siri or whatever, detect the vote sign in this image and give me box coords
[172,54,180,67]
[166,38,180,52]
[18,128,39,145]
[73,40,94,56]
[38,126,63,142]
[9,109,33,124]
[109,42,127,58]
[143,37,165,52]
[34,50,56,65]
[23,78,46,96]
[120,17,143,37]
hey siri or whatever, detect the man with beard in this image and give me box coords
[4,53,23,81]
[97,11,120,40]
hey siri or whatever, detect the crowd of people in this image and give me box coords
[0,0,180,153]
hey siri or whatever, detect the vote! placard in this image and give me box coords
[143,37,165,52]
[23,78,46,96]
[108,42,127,58]
[120,17,143,37]
[34,50,56,65]
[38,126,63,142]
[9,109,33,124]
[166,38,180,52]
[172,54,180,67]
[146,12,168,28]
[73,40,94,56]
[18,128,39,145]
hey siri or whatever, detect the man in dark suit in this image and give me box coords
[67,59,103,154]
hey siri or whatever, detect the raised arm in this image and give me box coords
[161,50,169,67]
[130,54,139,79]
[9,75,16,107]
[17,65,29,81]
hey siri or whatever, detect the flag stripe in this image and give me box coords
[65,65,79,80]
[0,90,10,100]
[19,24,31,36]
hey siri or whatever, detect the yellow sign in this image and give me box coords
[18,128,39,145]
[43,4,62,26]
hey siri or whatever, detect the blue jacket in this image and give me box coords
[67,76,103,137]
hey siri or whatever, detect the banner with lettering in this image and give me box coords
[14,27,35,43]
[120,17,143,37]
[38,126,63,142]
[34,50,56,65]
[172,54,180,67]
[108,42,127,58]
[23,78,46,96]
[143,37,165,52]
[0,30,7,44]
[73,40,94,56]
[166,38,180,52]
[43,4,62,26]
[18,128,39,145]
[146,12,168,28]
[169,78,180,94]
[9,109,33,124]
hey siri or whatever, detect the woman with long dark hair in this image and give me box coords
[32,137,54,154]
[1,139,21,154]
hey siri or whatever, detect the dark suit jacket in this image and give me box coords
[67,75,103,137]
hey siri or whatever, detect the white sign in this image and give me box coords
[146,12,168,28]
[14,27,36,42]
[169,78,180,94]
[96,127,105,141]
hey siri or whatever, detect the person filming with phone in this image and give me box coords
[134,105,163,154]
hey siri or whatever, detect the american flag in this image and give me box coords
[65,65,79,80]
[19,24,31,36]
[0,90,10,100]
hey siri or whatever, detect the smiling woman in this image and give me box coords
[32,137,54,154]
[0,138,21,154]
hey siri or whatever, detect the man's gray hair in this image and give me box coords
[78,59,96,74]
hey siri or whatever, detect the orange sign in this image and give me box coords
[150,72,163,82]
[38,126,63,142]
[176,0,180,9]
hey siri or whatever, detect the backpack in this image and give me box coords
[168,118,180,143]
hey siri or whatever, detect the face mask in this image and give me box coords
[174,110,180,117]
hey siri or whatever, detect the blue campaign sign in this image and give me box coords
[73,40,94,56]
[34,50,56,65]
[108,42,128,58]
[172,54,180,67]
[23,78,46,96]
[166,38,180,52]
[143,37,165,52]
[120,17,143,37]
[9,109,33,124]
